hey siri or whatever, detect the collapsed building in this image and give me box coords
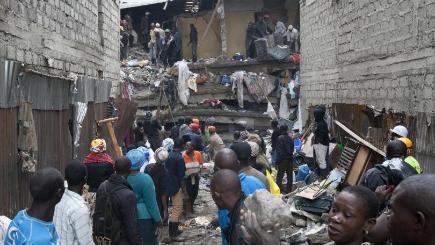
[120,0,302,139]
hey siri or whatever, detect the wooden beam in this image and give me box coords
[334,120,386,157]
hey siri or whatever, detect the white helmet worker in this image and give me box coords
[390,125,408,138]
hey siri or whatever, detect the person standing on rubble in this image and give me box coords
[162,29,176,67]
[245,22,259,58]
[255,14,271,38]
[182,141,203,215]
[270,120,280,167]
[140,12,150,51]
[313,106,330,178]
[189,24,198,62]
[207,126,225,160]
[143,113,162,151]
[165,139,186,240]
[149,23,156,64]
[285,24,300,53]
[173,27,182,62]
[275,124,294,193]
[183,123,204,152]
[231,142,270,190]
[155,31,164,67]
[120,20,130,61]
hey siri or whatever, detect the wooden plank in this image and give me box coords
[334,120,386,157]
[345,146,371,185]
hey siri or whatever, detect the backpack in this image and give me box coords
[93,181,126,245]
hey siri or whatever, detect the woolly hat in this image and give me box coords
[190,123,200,132]
[126,149,145,171]
[162,138,174,151]
[155,147,169,164]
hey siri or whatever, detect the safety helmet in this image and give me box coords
[399,137,413,149]
[390,125,408,138]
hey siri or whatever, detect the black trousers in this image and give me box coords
[277,158,293,193]
[185,175,199,204]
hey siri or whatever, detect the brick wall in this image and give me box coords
[301,0,435,114]
[0,0,120,81]
[300,0,435,172]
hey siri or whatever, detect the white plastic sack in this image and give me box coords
[175,60,191,105]
[279,89,290,119]
[266,101,277,120]
[231,71,245,108]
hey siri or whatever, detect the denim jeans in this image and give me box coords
[138,219,157,245]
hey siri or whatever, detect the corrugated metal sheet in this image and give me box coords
[0,108,20,216]
[0,108,73,217]
[73,77,112,104]
[76,103,108,160]
[21,73,71,110]
[95,80,112,103]
[0,60,20,108]
[415,112,435,173]
[120,0,168,9]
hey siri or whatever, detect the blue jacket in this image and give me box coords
[218,173,266,245]
[165,150,186,196]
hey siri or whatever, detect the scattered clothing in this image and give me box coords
[53,189,94,245]
[4,210,58,245]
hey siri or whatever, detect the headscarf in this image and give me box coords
[190,123,200,132]
[208,126,216,134]
[84,139,114,164]
[127,149,145,171]
[162,138,174,151]
[155,147,169,164]
[90,139,107,153]
[247,141,259,158]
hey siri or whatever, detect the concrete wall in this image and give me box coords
[0,0,120,81]
[300,0,435,172]
[179,11,255,59]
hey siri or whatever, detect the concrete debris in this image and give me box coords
[244,189,292,230]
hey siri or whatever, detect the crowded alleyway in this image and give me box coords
[1,0,435,245]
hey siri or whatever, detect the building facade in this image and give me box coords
[300,0,435,172]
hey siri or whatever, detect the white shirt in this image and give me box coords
[54,189,94,245]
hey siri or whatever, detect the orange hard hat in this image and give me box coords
[399,137,413,149]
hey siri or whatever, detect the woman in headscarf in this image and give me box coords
[145,147,170,222]
[127,149,162,243]
[83,139,114,216]
[84,139,114,192]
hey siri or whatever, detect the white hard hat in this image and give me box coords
[288,25,293,30]
[155,23,161,28]
[390,125,408,138]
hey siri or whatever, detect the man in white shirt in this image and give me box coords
[54,161,94,245]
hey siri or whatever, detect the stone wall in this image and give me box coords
[300,0,435,172]
[0,0,120,81]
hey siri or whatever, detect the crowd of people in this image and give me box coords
[1,110,434,245]
[119,13,197,67]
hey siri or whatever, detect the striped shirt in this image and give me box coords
[53,189,94,245]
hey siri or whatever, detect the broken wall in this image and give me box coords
[300,0,435,173]
[179,11,255,59]
[0,0,120,81]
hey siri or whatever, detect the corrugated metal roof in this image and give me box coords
[120,0,169,9]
